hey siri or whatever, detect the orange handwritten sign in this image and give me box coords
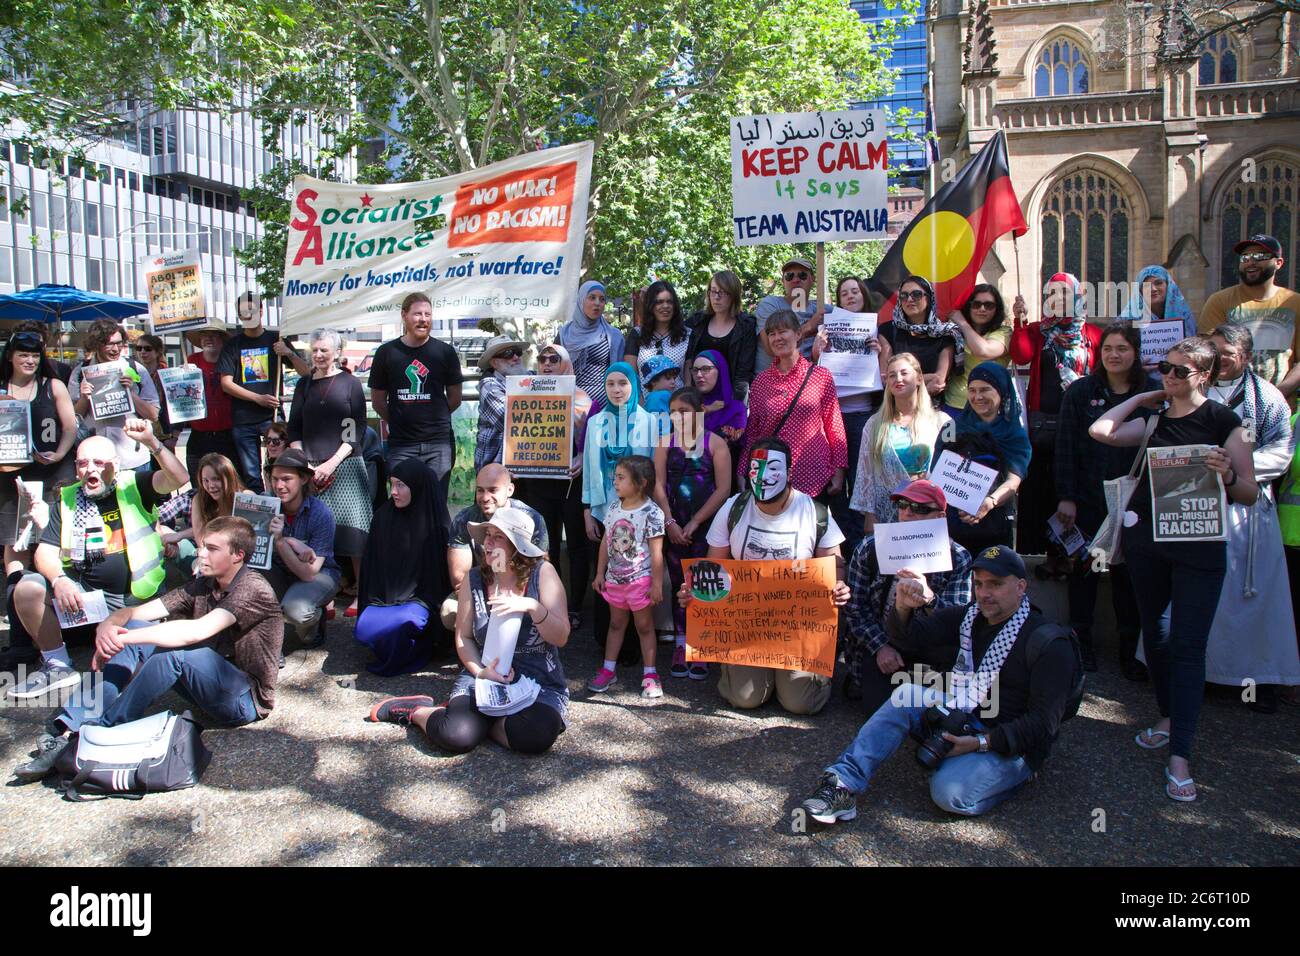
[684,557,837,678]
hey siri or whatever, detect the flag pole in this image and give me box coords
[816,241,827,315]
[1013,232,1024,330]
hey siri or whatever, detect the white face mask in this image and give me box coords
[748,449,789,501]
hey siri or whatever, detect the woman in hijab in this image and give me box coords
[689,349,746,490]
[1118,265,1196,337]
[582,361,655,656]
[877,275,961,403]
[520,343,594,632]
[354,459,451,675]
[556,280,625,402]
[1011,272,1102,561]
[931,361,1032,552]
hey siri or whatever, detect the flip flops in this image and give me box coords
[1165,767,1197,802]
[1135,727,1170,749]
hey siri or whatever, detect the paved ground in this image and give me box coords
[1,576,1297,867]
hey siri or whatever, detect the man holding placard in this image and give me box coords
[843,480,972,707]
[680,437,850,715]
[69,320,162,470]
[799,545,1079,823]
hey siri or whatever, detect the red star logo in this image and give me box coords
[360,193,374,207]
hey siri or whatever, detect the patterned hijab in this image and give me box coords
[1118,265,1196,336]
[695,349,747,434]
[891,276,964,365]
[1041,272,1092,387]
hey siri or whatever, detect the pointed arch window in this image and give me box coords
[1219,159,1298,289]
[1041,171,1131,315]
[1034,38,1089,96]
[1198,33,1238,84]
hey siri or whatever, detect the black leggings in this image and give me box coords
[423,695,564,755]
[520,478,589,613]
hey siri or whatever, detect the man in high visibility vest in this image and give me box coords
[6,421,189,699]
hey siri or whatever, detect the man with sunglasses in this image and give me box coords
[68,319,162,470]
[753,256,824,374]
[473,336,527,472]
[842,480,973,707]
[6,425,189,699]
[1198,234,1300,399]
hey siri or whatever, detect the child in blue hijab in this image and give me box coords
[583,361,656,525]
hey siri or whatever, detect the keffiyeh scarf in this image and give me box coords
[949,596,1032,712]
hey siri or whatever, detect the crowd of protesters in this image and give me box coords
[2,231,1298,815]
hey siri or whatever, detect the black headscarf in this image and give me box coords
[357,459,450,612]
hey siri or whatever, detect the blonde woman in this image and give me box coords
[849,353,952,533]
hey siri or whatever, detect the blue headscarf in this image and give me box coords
[1118,265,1196,336]
[956,361,1032,478]
[581,361,654,522]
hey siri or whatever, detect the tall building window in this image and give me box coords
[1219,158,1298,289]
[1041,171,1131,312]
[1198,34,1238,84]
[1034,38,1090,96]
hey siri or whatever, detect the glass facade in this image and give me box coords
[0,94,353,330]
[852,0,928,182]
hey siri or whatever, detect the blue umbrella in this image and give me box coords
[0,283,148,323]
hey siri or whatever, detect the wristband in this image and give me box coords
[1224,469,1238,488]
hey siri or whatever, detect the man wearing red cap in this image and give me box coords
[1198,234,1300,398]
[842,479,973,709]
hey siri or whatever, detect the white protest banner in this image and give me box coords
[730,111,889,245]
[931,449,998,515]
[818,310,880,391]
[280,142,593,335]
[503,374,575,479]
[141,248,210,335]
[873,518,954,575]
[1139,319,1186,367]
[157,365,207,423]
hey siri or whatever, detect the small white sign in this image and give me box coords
[55,588,110,630]
[1139,319,1186,367]
[818,311,881,391]
[932,449,999,515]
[873,517,954,575]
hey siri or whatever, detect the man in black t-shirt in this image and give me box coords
[218,292,309,493]
[368,292,463,522]
[6,426,190,699]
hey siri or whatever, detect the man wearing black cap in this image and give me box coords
[753,255,824,374]
[264,448,341,649]
[798,544,1079,823]
[1198,234,1300,398]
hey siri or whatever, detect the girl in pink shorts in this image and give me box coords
[587,455,667,699]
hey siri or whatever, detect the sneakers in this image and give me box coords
[368,695,436,725]
[687,662,708,681]
[641,673,663,699]
[801,771,858,825]
[12,732,71,782]
[670,646,688,679]
[7,660,80,699]
[587,667,617,693]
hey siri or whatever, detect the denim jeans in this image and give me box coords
[386,441,454,526]
[232,421,270,494]
[826,683,1034,816]
[59,624,257,732]
[1123,519,1227,760]
[263,567,341,640]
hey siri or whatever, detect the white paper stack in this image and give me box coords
[474,674,540,716]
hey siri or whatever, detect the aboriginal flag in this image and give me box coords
[869,129,1027,318]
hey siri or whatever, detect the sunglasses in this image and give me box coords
[263,437,286,446]
[896,500,940,515]
[9,332,45,351]
[1156,360,1198,380]
[783,270,810,282]
[898,290,928,303]
[494,348,522,361]
[969,299,997,310]
[538,353,561,364]
[75,458,113,470]
[1239,252,1276,263]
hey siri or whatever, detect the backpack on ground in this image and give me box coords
[726,491,829,544]
[53,710,212,801]
[1023,624,1086,721]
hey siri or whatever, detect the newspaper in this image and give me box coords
[0,399,32,465]
[232,492,281,570]
[84,362,134,420]
[55,588,110,630]
[1147,444,1228,542]
[474,674,541,717]
[156,365,207,423]
[12,478,43,551]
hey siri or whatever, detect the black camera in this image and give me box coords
[910,704,984,770]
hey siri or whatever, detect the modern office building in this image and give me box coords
[853,0,930,181]
[0,83,354,332]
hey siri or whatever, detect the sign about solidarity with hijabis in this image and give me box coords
[730,110,889,245]
[280,142,593,335]
[504,374,575,479]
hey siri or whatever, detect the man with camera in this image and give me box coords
[798,545,1079,821]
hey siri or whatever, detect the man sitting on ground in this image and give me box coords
[843,480,973,707]
[12,517,283,781]
[7,424,189,698]
[264,448,341,651]
[798,545,1077,822]
[440,463,548,628]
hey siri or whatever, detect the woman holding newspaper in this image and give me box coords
[1089,336,1258,803]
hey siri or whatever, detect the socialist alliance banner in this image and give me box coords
[280,142,593,334]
